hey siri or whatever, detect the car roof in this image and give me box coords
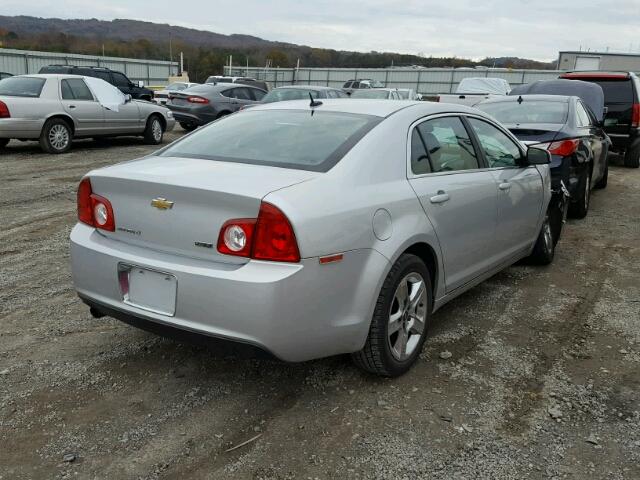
[10,74,88,80]
[479,94,572,105]
[273,85,338,91]
[246,98,482,118]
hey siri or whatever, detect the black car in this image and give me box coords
[38,65,154,101]
[476,93,609,220]
[0,72,12,80]
[560,71,640,168]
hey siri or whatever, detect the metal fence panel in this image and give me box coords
[0,48,178,86]
[226,66,565,94]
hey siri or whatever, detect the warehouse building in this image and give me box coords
[558,51,640,73]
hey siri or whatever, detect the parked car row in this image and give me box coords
[0,74,174,153]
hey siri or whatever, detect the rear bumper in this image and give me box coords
[70,223,388,362]
[166,106,217,126]
[0,118,43,138]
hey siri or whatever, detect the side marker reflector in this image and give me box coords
[319,254,343,264]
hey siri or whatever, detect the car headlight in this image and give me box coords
[166,111,173,118]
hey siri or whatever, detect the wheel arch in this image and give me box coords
[147,112,166,130]
[43,113,76,135]
[400,242,439,299]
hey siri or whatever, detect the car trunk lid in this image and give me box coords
[89,156,318,264]
[504,123,564,143]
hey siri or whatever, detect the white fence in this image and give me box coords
[0,48,179,86]
[224,66,565,95]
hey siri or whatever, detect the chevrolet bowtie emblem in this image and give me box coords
[151,197,174,210]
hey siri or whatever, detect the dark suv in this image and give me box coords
[38,65,155,101]
[561,72,640,168]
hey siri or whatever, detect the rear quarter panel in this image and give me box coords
[264,107,446,299]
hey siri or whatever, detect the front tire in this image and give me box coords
[143,115,164,145]
[594,161,608,189]
[568,168,591,219]
[39,118,72,154]
[0,138,9,148]
[528,211,555,265]
[180,122,197,132]
[352,254,432,377]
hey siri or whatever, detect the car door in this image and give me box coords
[466,116,544,260]
[576,100,607,182]
[407,115,499,292]
[59,78,104,134]
[225,87,255,111]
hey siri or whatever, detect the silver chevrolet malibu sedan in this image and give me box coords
[70,99,554,376]
[0,74,175,153]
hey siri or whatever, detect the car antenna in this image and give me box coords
[517,95,523,104]
[309,92,323,108]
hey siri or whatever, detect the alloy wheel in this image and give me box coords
[152,119,162,142]
[49,124,69,151]
[387,272,427,361]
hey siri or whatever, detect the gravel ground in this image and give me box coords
[1,131,639,480]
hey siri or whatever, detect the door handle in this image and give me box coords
[68,105,76,109]
[498,182,511,191]
[429,190,450,204]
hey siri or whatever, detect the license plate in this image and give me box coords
[118,264,177,316]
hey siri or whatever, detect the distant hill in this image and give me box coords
[0,15,556,82]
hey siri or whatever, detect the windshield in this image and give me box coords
[262,89,320,103]
[0,77,46,98]
[166,83,188,91]
[158,110,381,172]
[397,90,411,99]
[476,100,568,124]
[351,90,389,99]
[206,76,233,83]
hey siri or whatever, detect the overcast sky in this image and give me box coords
[1,0,639,61]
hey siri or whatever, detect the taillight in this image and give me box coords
[0,100,10,118]
[632,103,640,128]
[76,177,116,232]
[217,202,300,263]
[187,96,209,104]
[540,139,580,156]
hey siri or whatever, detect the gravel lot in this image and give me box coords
[1,131,639,480]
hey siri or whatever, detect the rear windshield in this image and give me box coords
[181,84,216,94]
[476,100,568,124]
[351,90,389,99]
[206,76,233,83]
[582,79,633,104]
[0,77,46,97]
[262,89,320,103]
[158,110,381,172]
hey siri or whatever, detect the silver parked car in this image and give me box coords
[70,99,553,376]
[0,74,175,153]
[350,88,403,100]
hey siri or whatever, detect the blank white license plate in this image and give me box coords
[120,265,177,316]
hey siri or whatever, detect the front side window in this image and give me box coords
[111,72,131,88]
[468,118,522,168]
[351,81,360,89]
[250,88,266,101]
[262,88,320,103]
[0,77,46,97]
[413,116,479,173]
[158,110,381,172]
[61,79,94,101]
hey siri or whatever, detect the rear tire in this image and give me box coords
[217,111,231,119]
[624,142,640,168]
[143,115,164,145]
[352,254,432,377]
[568,168,591,219]
[0,138,9,148]
[528,211,555,265]
[39,118,72,154]
[180,122,197,132]
[594,162,608,189]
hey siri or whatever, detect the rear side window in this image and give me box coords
[414,117,479,173]
[467,118,522,168]
[61,78,94,101]
[0,77,46,97]
[250,88,266,101]
[411,128,432,175]
[343,81,353,88]
[575,102,592,127]
[159,110,381,172]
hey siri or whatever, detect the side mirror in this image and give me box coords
[526,146,551,165]
[124,94,132,103]
[137,80,145,88]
